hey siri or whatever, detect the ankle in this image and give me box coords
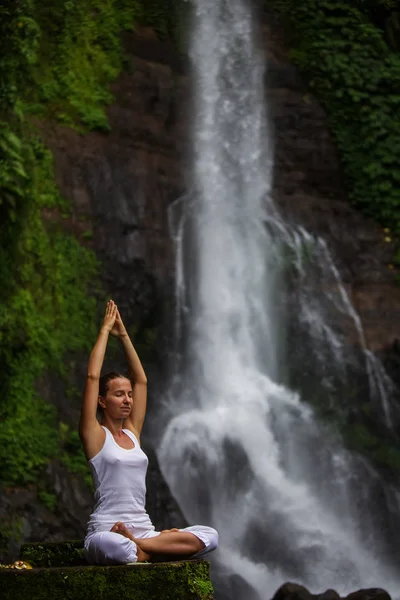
[137,547,150,562]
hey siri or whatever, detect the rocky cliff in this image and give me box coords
[43,18,400,357]
[2,8,400,557]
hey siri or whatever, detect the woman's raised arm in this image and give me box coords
[79,300,117,451]
[112,310,148,440]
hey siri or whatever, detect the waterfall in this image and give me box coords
[157,0,400,597]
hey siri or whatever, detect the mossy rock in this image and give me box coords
[20,540,85,567]
[0,560,214,600]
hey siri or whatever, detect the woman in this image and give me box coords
[80,300,218,565]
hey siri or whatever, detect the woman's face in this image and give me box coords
[99,377,133,419]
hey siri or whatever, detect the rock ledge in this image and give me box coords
[0,541,214,600]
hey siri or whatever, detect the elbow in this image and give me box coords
[86,373,100,381]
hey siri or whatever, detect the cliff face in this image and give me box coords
[3,13,400,552]
[42,29,186,325]
[262,13,400,355]
[43,22,400,351]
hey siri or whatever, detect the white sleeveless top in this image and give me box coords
[86,426,154,534]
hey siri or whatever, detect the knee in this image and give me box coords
[205,527,219,552]
[190,533,206,553]
[84,532,137,565]
[183,525,219,554]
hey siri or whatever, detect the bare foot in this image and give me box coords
[110,522,150,562]
[110,522,134,540]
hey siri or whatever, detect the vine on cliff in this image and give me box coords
[0,0,186,489]
[135,0,187,40]
[0,0,128,487]
[268,0,400,472]
[0,129,99,484]
[269,1,400,238]
[26,0,138,130]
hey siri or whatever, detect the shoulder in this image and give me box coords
[80,423,107,460]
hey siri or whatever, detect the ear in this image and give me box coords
[98,396,106,409]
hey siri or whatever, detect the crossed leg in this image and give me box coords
[110,522,205,562]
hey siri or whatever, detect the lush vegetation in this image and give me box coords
[1,0,398,522]
[270,0,400,471]
[269,0,400,248]
[0,0,181,495]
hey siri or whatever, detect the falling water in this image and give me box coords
[157,0,400,597]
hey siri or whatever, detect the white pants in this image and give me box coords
[84,524,219,565]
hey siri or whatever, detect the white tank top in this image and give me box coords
[86,426,154,534]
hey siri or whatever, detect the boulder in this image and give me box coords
[0,541,214,600]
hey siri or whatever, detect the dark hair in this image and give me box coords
[99,372,127,397]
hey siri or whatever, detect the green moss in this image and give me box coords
[343,422,400,472]
[0,145,99,484]
[24,0,140,131]
[0,0,187,490]
[20,540,215,600]
[0,518,23,561]
[189,574,214,600]
[59,424,92,489]
[8,1,186,132]
[266,0,400,474]
[21,541,85,568]
[135,0,188,42]
[37,491,57,513]
[0,560,214,600]
[81,229,94,240]
[268,0,400,234]
[0,2,103,488]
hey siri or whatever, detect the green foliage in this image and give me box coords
[344,422,400,472]
[270,0,400,234]
[0,558,213,600]
[134,0,185,40]
[268,0,400,472]
[21,540,85,568]
[0,2,40,112]
[0,1,108,488]
[0,0,184,490]
[0,123,28,221]
[81,229,94,240]
[0,400,58,485]
[0,517,23,560]
[38,490,58,512]
[25,0,140,130]
[0,133,99,486]
[190,576,214,600]
[356,0,398,10]
[1,1,185,131]
[59,423,92,488]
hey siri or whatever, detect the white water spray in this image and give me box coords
[157,1,400,597]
